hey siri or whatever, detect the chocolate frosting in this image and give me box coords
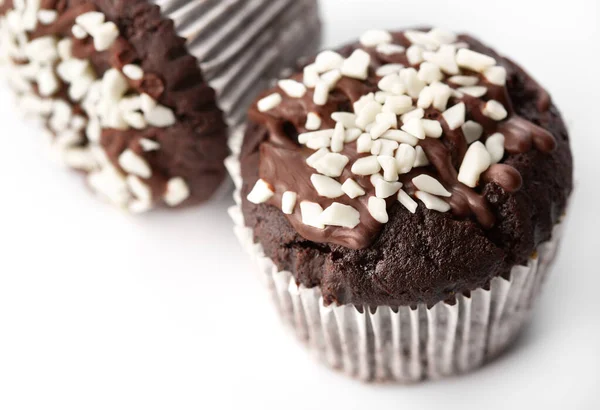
[1,0,229,206]
[246,33,556,250]
[240,32,573,307]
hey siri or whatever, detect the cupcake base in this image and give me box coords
[226,127,564,382]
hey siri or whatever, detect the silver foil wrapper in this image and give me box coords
[150,0,321,126]
[225,127,565,382]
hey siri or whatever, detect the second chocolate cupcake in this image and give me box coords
[0,0,320,211]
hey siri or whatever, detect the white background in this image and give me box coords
[1,0,599,409]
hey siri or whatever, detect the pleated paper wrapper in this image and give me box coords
[225,127,564,382]
[152,0,321,128]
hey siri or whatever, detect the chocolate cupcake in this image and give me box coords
[227,28,573,381]
[0,0,320,212]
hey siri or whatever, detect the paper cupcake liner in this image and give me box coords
[152,0,321,127]
[225,126,565,382]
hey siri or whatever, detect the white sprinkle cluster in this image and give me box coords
[0,6,190,212]
[248,28,511,231]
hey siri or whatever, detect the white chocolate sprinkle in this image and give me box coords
[482,100,508,121]
[313,152,349,178]
[458,86,487,98]
[257,93,282,112]
[400,67,425,98]
[353,93,376,113]
[330,122,345,153]
[123,64,144,81]
[401,118,425,140]
[376,44,405,56]
[71,24,87,39]
[356,101,382,129]
[342,179,366,199]
[247,179,274,204]
[458,141,492,188]
[313,81,329,105]
[456,48,496,72]
[57,38,73,60]
[306,148,329,168]
[126,175,152,203]
[412,174,451,197]
[442,102,466,130]
[406,45,424,65]
[423,45,459,75]
[484,66,507,86]
[400,108,424,123]
[315,50,344,72]
[320,203,360,228]
[341,49,371,80]
[278,79,307,98]
[164,177,190,207]
[486,132,505,163]
[36,67,59,96]
[422,119,443,138]
[382,130,419,146]
[140,93,157,113]
[370,140,382,155]
[378,73,405,94]
[370,119,394,140]
[311,174,344,198]
[360,29,393,47]
[376,63,404,76]
[93,22,119,52]
[123,111,146,129]
[413,146,429,167]
[370,173,384,187]
[396,144,416,174]
[37,9,57,25]
[375,179,402,199]
[281,191,298,214]
[382,95,413,115]
[398,189,418,213]
[352,155,381,175]
[345,128,362,142]
[367,196,388,223]
[448,75,479,86]
[145,105,176,127]
[300,201,325,229]
[75,11,105,34]
[139,138,160,152]
[377,155,399,181]
[416,191,451,212]
[378,139,398,157]
[356,133,374,153]
[322,69,342,89]
[332,112,357,128]
[428,28,457,45]
[303,129,333,150]
[418,62,443,84]
[305,112,322,130]
[303,64,320,88]
[430,82,452,111]
[299,129,334,145]
[118,149,152,178]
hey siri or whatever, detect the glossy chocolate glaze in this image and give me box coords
[247,33,555,249]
